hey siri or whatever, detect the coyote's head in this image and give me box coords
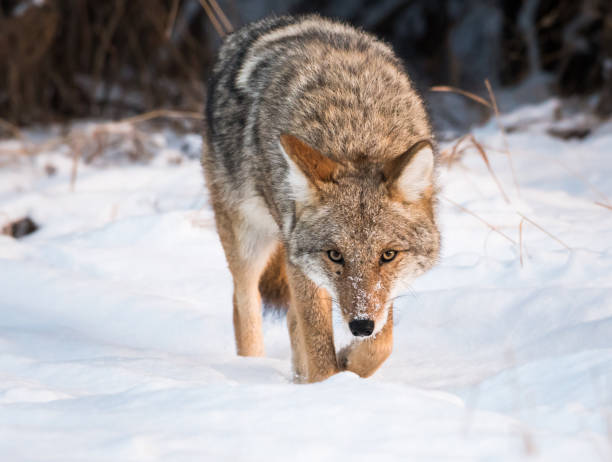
[280,134,440,337]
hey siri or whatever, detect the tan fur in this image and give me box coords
[286,264,339,382]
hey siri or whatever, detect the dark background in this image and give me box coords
[1,0,611,133]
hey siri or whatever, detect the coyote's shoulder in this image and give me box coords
[203,15,440,383]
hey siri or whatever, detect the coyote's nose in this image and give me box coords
[349,319,374,337]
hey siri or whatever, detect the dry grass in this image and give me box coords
[121,109,204,124]
[434,80,520,195]
[435,80,581,261]
[469,135,510,204]
[0,109,204,192]
[595,202,612,211]
[207,0,234,34]
[430,86,492,108]
[442,133,574,257]
[70,110,203,189]
[439,134,510,202]
[438,133,471,166]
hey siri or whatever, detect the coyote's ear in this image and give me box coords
[383,139,434,201]
[279,134,341,187]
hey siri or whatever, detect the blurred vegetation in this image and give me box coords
[0,0,610,128]
[0,0,213,125]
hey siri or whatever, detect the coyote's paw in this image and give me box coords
[336,340,391,378]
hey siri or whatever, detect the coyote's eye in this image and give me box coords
[327,250,344,264]
[380,250,397,263]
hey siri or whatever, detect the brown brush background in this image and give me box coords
[0,0,611,128]
[0,0,214,125]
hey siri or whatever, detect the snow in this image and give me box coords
[1,105,611,461]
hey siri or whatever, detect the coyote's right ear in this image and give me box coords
[280,134,340,184]
[279,134,341,199]
[383,139,434,202]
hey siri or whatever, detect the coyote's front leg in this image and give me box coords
[286,265,339,383]
[337,308,393,378]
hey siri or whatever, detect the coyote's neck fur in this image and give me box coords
[203,15,440,382]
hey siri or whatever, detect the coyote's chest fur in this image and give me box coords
[203,15,440,383]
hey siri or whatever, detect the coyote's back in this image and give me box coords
[203,15,440,383]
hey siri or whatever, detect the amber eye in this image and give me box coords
[381,250,397,263]
[327,250,344,264]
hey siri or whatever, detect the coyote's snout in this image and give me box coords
[203,15,440,382]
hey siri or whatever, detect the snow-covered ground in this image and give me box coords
[1,103,611,461]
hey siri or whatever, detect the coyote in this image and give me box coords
[203,15,440,383]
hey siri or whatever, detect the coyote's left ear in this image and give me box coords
[383,139,434,201]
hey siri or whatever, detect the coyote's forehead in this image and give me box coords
[316,181,399,247]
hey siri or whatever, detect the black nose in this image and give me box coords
[349,319,374,337]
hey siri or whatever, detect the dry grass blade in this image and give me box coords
[430,86,492,108]
[477,143,507,155]
[441,195,517,245]
[485,78,520,197]
[595,201,612,211]
[469,134,510,203]
[207,0,233,33]
[517,212,571,250]
[440,133,471,165]
[198,0,227,37]
[120,109,204,124]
